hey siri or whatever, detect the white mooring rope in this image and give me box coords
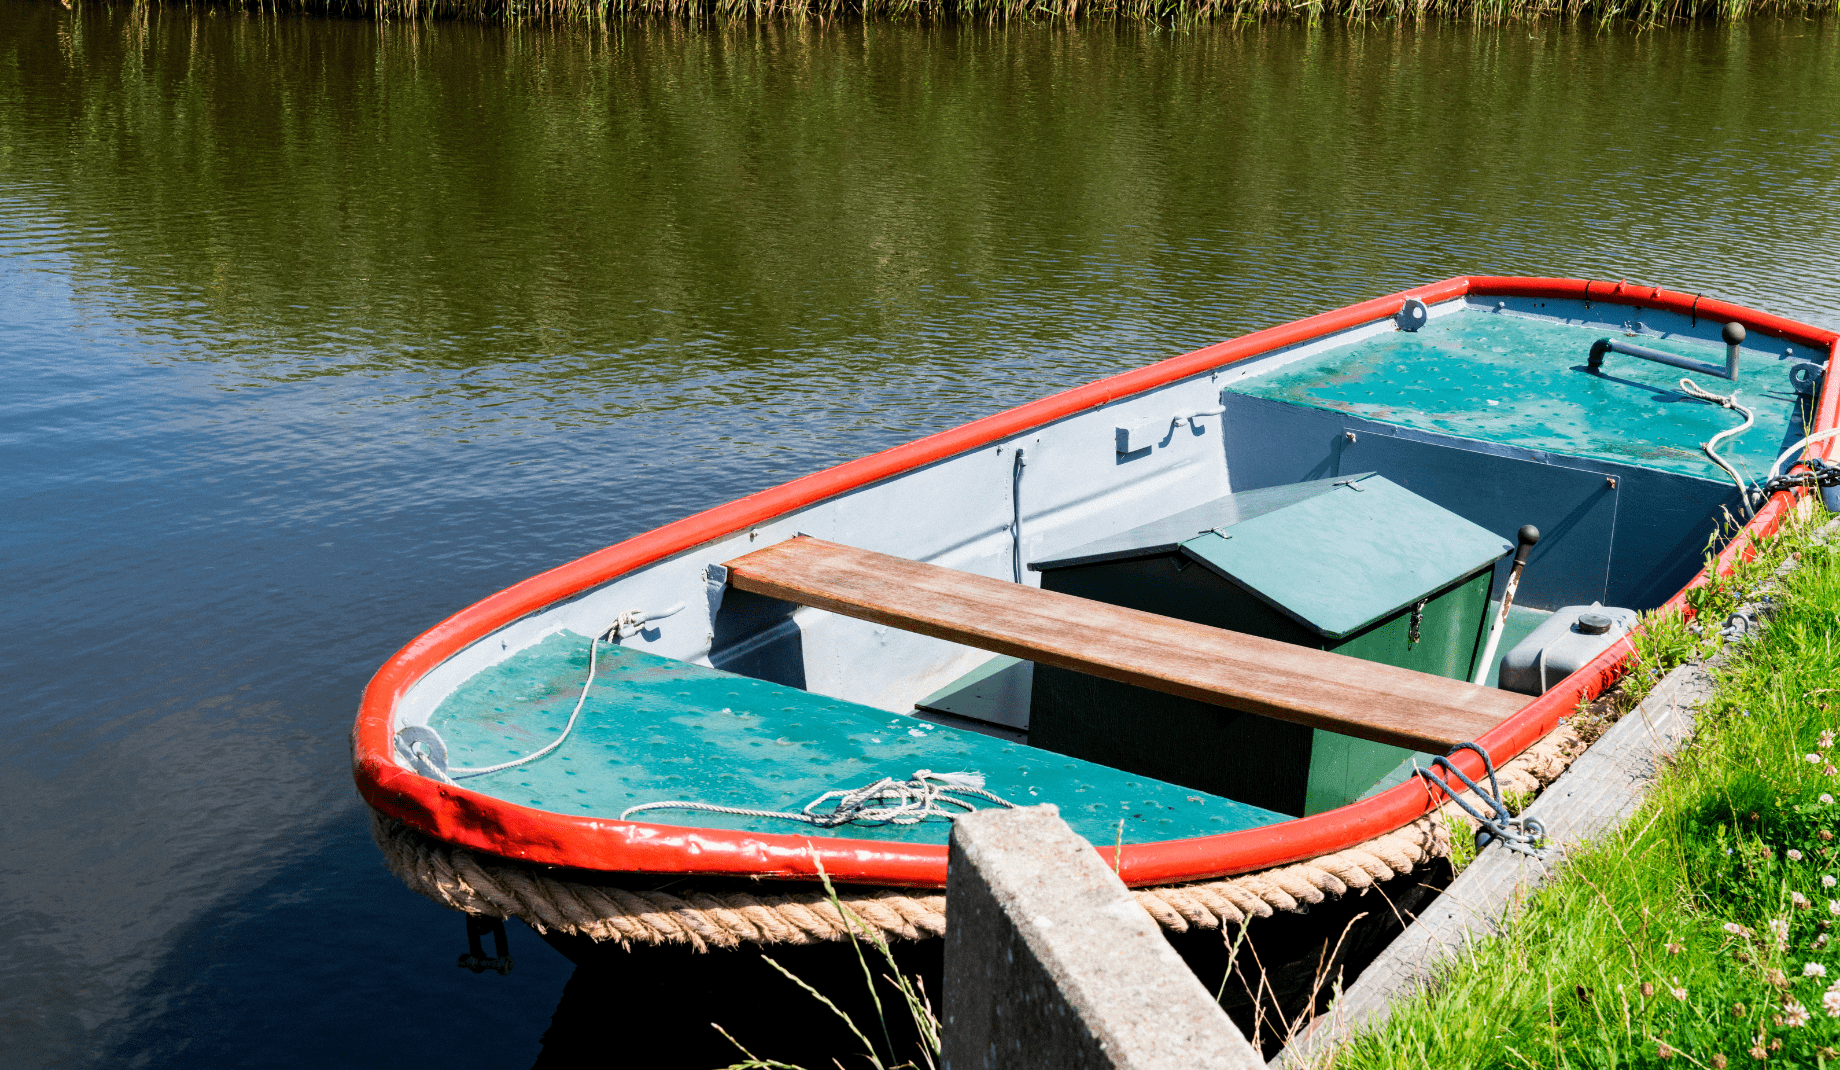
[395,605,685,783]
[619,769,1019,828]
[1679,376,1759,516]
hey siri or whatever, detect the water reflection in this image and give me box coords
[4,3,1839,1066]
[17,11,1840,419]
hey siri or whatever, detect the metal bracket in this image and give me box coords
[703,564,730,624]
[458,915,514,975]
[1011,447,1027,584]
[1395,298,1429,332]
[394,725,452,782]
[1115,420,1161,454]
[608,602,687,640]
[1171,407,1225,428]
[1116,408,1226,454]
[1791,361,1824,397]
[1415,743,1549,860]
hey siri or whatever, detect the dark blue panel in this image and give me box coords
[1607,469,1745,610]
[1339,432,1619,611]
[1220,394,1741,613]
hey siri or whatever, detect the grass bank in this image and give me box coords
[1325,506,1840,1069]
[89,0,1840,23]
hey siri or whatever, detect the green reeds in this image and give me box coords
[713,858,942,1070]
[94,0,1840,25]
[1323,506,1840,1069]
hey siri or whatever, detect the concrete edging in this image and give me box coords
[942,804,1265,1070]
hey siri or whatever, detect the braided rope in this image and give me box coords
[370,720,1584,949]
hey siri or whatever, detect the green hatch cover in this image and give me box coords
[1178,474,1511,640]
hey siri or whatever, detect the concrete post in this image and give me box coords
[942,804,1263,1070]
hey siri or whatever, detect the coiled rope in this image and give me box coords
[370,719,1583,949]
[619,770,1018,828]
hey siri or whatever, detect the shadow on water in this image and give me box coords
[93,844,1435,1068]
[536,935,943,1069]
[88,809,574,1069]
[530,862,1448,1067]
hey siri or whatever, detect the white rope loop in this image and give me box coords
[620,769,1018,828]
[442,630,609,780]
[1679,376,1759,515]
[394,604,686,783]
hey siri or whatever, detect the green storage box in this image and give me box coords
[1027,473,1511,817]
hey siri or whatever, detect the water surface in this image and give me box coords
[4,6,1839,1067]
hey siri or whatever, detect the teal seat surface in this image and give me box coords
[427,632,1290,846]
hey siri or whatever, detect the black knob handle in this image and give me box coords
[1723,321,1746,346]
[1513,524,1541,566]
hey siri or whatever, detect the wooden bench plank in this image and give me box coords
[723,537,1527,753]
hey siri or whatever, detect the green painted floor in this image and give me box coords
[427,632,1291,846]
[1232,309,1809,484]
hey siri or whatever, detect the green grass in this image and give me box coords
[100,0,1840,25]
[1324,508,1840,1069]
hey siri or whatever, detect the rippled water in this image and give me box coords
[4,4,1839,1066]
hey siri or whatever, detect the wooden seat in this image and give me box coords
[722,536,1527,753]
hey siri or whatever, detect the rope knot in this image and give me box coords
[1679,376,1739,409]
[1678,377,1759,517]
[620,769,1020,828]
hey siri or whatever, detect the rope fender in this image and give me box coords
[369,720,1583,949]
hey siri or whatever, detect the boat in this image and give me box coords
[354,276,1838,981]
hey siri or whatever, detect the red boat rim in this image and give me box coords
[352,276,1840,889]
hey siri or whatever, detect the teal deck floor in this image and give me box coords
[426,632,1289,846]
[1233,310,1810,483]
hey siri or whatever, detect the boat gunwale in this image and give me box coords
[350,276,1840,889]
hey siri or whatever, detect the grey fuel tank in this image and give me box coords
[1497,603,1638,696]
